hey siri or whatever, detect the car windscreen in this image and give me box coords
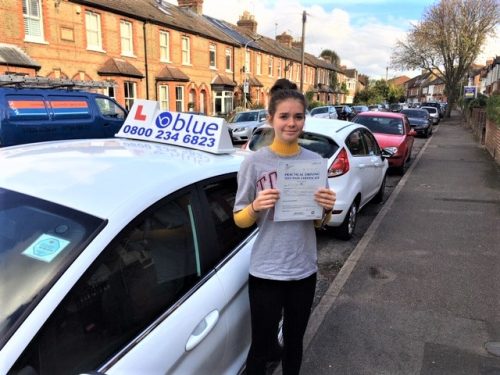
[0,188,106,349]
[232,111,258,122]
[311,107,327,115]
[248,127,339,158]
[354,116,404,135]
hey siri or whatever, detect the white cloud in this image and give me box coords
[166,0,499,78]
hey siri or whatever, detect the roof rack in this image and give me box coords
[0,75,116,90]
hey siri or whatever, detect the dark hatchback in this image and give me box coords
[400,108,433,137]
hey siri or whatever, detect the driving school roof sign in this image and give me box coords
[115,99,234,154]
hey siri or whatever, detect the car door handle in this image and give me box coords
[358,164,367,168]
[185,310,220,351]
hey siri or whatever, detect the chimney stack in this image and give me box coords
[178,0,203,15]
[237,11,258,33]
[276,32,293,48]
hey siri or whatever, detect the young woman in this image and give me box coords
[233,79,336,375]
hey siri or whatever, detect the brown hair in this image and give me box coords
[268,79,307,117]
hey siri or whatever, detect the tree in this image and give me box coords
[391,0,499,117]
[320,49,341,91]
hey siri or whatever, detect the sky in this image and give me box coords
[166,0,499,80]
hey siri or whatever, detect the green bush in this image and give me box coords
[486,94,500,126]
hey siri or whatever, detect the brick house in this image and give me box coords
[1,0,346,115]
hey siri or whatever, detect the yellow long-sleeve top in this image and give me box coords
[234,138,331,228]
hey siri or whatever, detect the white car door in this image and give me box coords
[360,129,386,201]
[345,129,376,205]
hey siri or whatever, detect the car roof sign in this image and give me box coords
[115,99,234,154]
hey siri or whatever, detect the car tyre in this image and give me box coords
[372,173,386,204]
[334,200,358,240]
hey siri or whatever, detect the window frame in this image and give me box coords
[225,48,232,72]
[120,20,134,57]
[158,84,169,110]
[175,86,185,112]
[23,0,45,43]
[209,44,216,69]
[181,36,191,65]
[159,31,170,62]
[124,81,137,111]
[85,10,104,51]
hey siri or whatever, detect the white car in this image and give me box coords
[309,105,338,120]
[247,117,391,240]
[420,106,440,125]
[0,102,258,375]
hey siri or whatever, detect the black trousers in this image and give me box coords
[246,273,317,375]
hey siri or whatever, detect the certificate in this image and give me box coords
[274,159,327,221]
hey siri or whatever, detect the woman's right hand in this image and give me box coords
[252,189,280,212]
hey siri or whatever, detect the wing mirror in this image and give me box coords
[409,129,417,136]
[381,147,396,159]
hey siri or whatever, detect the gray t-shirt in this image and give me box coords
[234,146,325,280]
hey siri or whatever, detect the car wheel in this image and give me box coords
[334,200,358,240]
[372,173,386,203]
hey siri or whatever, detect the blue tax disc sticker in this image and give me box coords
[22,234,70,263]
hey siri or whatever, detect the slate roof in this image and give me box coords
[211,74,236,86]
[0,43,41,70]
[73,0,239,46]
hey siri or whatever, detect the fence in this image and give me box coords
[464,107,500,165]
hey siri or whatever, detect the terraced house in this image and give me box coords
[0,0,345,116]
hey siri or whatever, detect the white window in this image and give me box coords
[175,86,184,112]
[120,20,133,56]
[181,37,190,65]
[277,60,282,78]
[213,91,233,115]
[225,48,232,71]
[159,84,169,110]
[159,31,170,62]
[124,81,136,111]
[106,86,115,99]
[256,54,262,75]
[245,50,251,73]
[268,57,273,76]
[86,11,103,51]
[209,44,216,68]
[23,0,44,42]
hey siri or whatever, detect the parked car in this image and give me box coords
[227,109,267,142]
[334,105,357,121]
[421,101,443,118]
[0,86,127,147]
[309,105,338,119]
[389,103,403,112]
[0,104,257,375]
[368,104,387,112]
[400,108,433,137]
[352,111,416,174]
[246,117,392,240]
[420,105,440,125]
[352,105,369,113]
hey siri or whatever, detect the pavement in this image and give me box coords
[292,112,500,374]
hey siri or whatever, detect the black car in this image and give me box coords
[400,108,433,137]
[334,105,357,121]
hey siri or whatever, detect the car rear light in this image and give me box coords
[328,147,350,177]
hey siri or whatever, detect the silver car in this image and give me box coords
[227,109,267,142]
[309,105,338,120]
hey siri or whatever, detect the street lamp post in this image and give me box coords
[243,36,262,109]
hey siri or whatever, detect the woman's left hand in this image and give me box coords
[315,188,336,211]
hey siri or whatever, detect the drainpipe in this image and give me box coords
[143,20,150,99]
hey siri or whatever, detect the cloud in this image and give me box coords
[165,0,499,78]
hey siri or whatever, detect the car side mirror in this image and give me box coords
[409,129,417,136]
[381,147,396,159]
